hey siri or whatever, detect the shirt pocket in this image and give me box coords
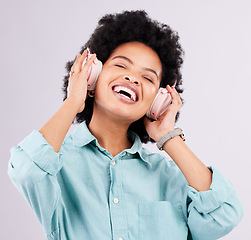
[138,201,188,240]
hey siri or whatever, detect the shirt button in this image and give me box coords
[113,198,119,204]
[111,160,116,166]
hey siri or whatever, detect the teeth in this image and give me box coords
[113,86,136,101]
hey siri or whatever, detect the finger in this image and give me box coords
[166,85,182,107]
[166,85,179,96]
[70,54,81,73]
[71,50,89,74]
[69,55,81,78]
[79,53,97,77]
[78,49,91,66]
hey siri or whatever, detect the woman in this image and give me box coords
[8,10,243,239]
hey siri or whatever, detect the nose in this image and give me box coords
[124,76,139,85]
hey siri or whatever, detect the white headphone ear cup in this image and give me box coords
[146,93,159,120]
[82,52,103,90]
[146,88,172,120]
[87,59,102,90]
[146,104,154,119]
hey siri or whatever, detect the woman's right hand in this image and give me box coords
[67,49,97,113]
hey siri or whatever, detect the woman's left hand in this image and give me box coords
[144,85,183,142]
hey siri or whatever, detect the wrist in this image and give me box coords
[155,128,175,142]
[156,128,185,150]
[66,96,85,113]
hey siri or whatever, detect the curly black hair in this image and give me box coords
[62,10,184,143]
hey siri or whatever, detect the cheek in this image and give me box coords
[144,86,158,104]
[94,69,116,103]
[95,67,117,88]
[95,69,111,92]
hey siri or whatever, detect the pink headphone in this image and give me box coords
[83,50,173,120]
[82,49,103,90]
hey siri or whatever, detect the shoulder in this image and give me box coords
[140,146,182,176]
[140,147,188,195]
[60,122,95,152]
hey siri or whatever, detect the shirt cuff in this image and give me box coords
[187,167,235,214]
[18,130,63,175]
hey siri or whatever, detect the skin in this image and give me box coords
[39,41,212,191]
[88,42,162,155]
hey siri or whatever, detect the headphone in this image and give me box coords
[84,53,172,120]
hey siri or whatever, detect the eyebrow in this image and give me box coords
[111,55,159,80]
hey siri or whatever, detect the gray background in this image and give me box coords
[1,0,250,239]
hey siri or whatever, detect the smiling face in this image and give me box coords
[93,41,162,123]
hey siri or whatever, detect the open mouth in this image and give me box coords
[112,83,138,102]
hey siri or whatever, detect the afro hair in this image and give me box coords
[62,10,184,143]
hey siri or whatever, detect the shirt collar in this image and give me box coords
[71,121,152,167]
[71,121,96,147]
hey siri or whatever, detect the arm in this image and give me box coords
[39,97,81,153]
[39,50,96,152]
[186,167,243,240]
[145,85,243,238]
[8,49,96,236]
[8,131,64,236]
[144,85,212,191]
[162,135,212,191]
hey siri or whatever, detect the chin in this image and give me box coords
[110,106,141,121]
[108,105,145,123]
[94,94,147,122]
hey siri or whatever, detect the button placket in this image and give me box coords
[109,157,128,239]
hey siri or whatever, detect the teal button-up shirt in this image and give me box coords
[8,121,243,240]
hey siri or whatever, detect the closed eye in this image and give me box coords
[115,64,126,68]
[143,76,153,83]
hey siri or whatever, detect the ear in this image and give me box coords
[82,55,103,91]
[146,88,172,120]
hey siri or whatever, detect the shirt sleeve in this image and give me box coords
[8,130,64,237]
[186,167,243,240]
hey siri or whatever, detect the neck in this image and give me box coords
[88,107,132,157]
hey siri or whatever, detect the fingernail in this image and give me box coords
[161,88,168,94]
